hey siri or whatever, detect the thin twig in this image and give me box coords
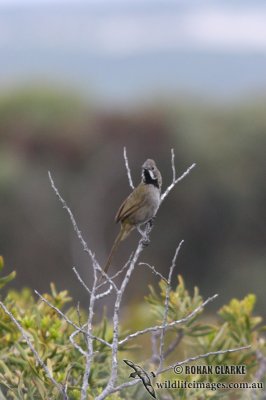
[157,240,184,372]
[49,173,117,292]
[34,290,111,349]
[81,286,96,398]
[171,148,176,183]
[73,267,92,294]
[95,285,113,300]
[70,327,88,357]
[119,293,218,345]
[48,171,99,270]
[160,149,196,203]
[71,305,86,356]
[110,255,133,280]
[123,147,134,189]
[139,262,167,282]
[96,256,133,290]
[159,345,252,374]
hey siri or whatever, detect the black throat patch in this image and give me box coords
[143,169,159,188]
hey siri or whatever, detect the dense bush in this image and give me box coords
[0,256,265,399]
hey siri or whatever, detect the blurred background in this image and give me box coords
[0,0,265,314]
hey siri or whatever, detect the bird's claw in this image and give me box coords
[141,237,150,247]
[148,218,154,228]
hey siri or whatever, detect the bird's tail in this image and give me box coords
[100,225,132,281]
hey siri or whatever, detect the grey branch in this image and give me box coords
[81,286,96,398]
[95,285,113,300]
[70,326,88,356]
[171,148,176,182]
[159,345,252,374]
[123,146,134,189]
[48,171,99,272]
[161,149,196,203]
[157,240,184,372]
[110,255,133,280]
[49,171,116,287]
[34,290,111,349]
[72,267,92,294]
[139,262,167,282]
[97,256,133,289]
[119,293,218,346]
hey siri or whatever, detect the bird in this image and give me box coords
[102,159,162,278]
[123,359,157,399]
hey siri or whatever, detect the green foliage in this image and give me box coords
[0,258,115,400]
[145,275,266,399]
[0,256,16,290]
[0,260,265,399]
[0,86,88,133]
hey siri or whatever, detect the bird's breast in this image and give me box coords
[133,185,161,225]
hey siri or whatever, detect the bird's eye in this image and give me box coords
[151,167,155,170]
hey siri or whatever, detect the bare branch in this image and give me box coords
[110,255,133,280]
[0,301,68,400]
[139,262,167,282]
[157,240,184,371]
[70,327,88,357]
[160,151,196,203]
[73,267,92,294]
[171,148,176,183]
[81,291,96,398]
[159,345,252,374]
[76,302,82,326]
[123,147,134,189]
[34,290,111,349]
[96,256,133,290]
[95,285,113,300]
[48,171,99,271]
[119,293,218,345]
[49,171,118,286]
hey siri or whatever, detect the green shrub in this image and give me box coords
[0,258,265,399]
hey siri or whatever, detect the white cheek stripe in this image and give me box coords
[142,168,156,181]
[149,170,156,180]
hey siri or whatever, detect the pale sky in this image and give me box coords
[1,0,266,103]
[0,0,169,4]
[1,3,266,53]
